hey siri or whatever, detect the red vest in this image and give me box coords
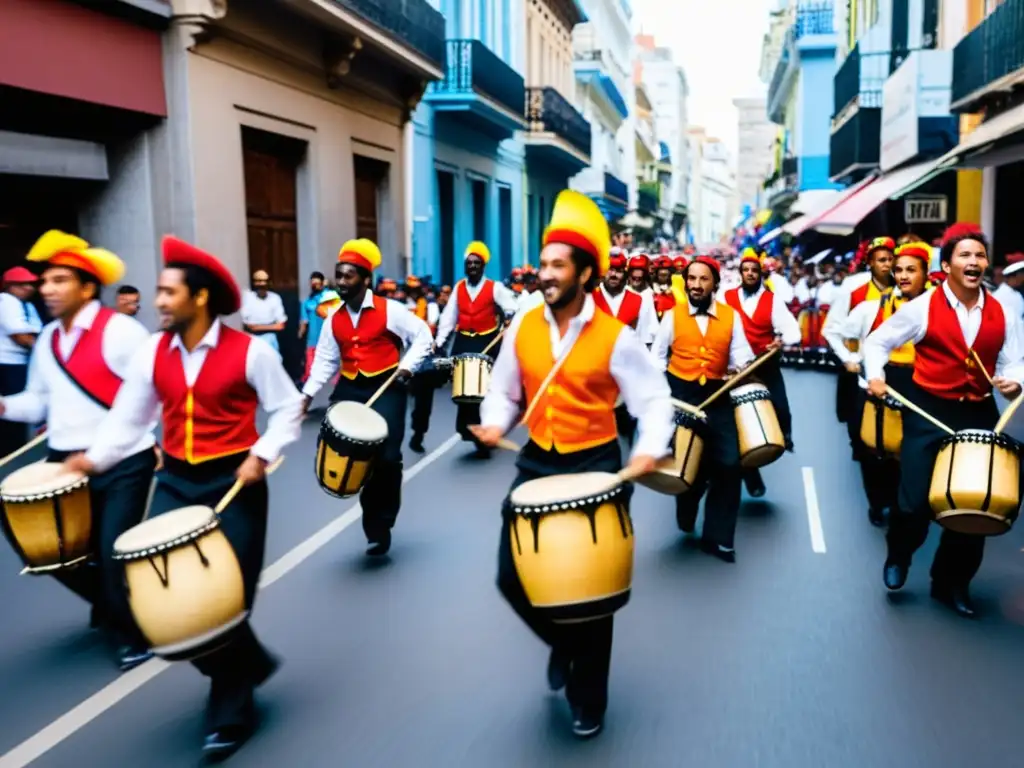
[653,290,676,320]
[331,295,402,379]
[849,280,875,311]
[593,288,642,329]
[154,325,260,464]
[51,307,122,409]
[912,289,1005,401]
[724,287,775,356]
[455,279,498,335]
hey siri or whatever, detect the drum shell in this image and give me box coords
[315,418,385,499]
[1,470,93,572]
[638,412,705,495]
[929,430,1022,536]
[511,498,634,623]
[860,398,902,456]
[451,354,492,404]
[122,525,247,660]
[732,386,785,469]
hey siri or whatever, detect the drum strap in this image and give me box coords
[51,332,122,410]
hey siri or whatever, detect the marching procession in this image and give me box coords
[0,192,1023,764]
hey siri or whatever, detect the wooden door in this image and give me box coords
[353,155,389,245]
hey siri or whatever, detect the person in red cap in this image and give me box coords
[841,241,932,527]
[0,231,156,671]
[652,255,755,562]
[65,235,304,758]
[864,224,1024,618]
[0,265,42,457]
[626,253,651,296]
[301,239,432,555]
[672,255,688,275]
[992,253,1024,319]
[721,249,801,498]
[649,256,677,320]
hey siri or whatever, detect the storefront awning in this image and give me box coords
[809,160,940,236]
[783,176,876,237]
[790,189,842,216]
[758,226,784,246]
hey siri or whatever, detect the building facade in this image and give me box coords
[733,95,778,210]
[412,0,527,285]
[688,127,738,244]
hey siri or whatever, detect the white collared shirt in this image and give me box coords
[301,290,432,397]
[595,285,660,345]
[2,301,156,453]
[821,272,882,364]
[0,293,42,364]
[730,285,801,346]
[992,283,1024,320]
[863,282,1024,384]
[479,294,675,460]
[405,298,440,328]
[85,319,304,473]
[434,278,520,348]
[650,300,756,372]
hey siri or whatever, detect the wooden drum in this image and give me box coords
[113,505,247,660]
[929,429,1023,536]
[316,401,388,498]
[637,408,706,496]
[0,463,93,574]
[451,353,492,404]
[860,395,902,456]
[509,472,634,623]
[731,383,785,469]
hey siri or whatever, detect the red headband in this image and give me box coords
[339,250,375,272]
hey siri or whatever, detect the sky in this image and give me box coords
[632,0,777,158]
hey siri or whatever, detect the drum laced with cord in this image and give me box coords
[315,401,389,498]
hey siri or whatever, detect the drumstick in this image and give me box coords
[519,342,575,427]
[365,370,400,409]
[695,346,780,411]
[480,326,507,357]
[213,456,286,516]
[884,385,955,435]
[970,349,996,387]
[994,390,1024,434]
[0,431,47,470]
[670,398,707,420]
[496,437,521,452]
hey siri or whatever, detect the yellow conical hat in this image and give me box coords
[337,239,382,272]
[464,241,490,263]
[542,190,611,276]
[26,230,125,286]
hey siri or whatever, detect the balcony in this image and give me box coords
[767,31,796,124]
[523,86,591,173]
[328,0,445,72]
[830,44,885,180]
[638,181,659,214]
[574,168,628,221]
[793,2,834,40]
[951,0,1024,113]
[425,39,526,139]
[572,25,630,121]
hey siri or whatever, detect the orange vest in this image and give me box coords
[667,302,735,385]
[516,305,622,453]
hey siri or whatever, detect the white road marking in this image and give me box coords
[0,432,462,768]
[802,466,827,554]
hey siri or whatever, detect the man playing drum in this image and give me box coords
[722,249,801,498]
[433,241,519,457]
[65,236,303,758]
[841,242,931,527]
[471,190,672,740]
[0,230,156,671]
[652,255,755,562]
[301,239,431,556]
[864,223,1024,618]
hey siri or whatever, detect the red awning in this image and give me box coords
[0,0,166,117]
[788,175,877,237]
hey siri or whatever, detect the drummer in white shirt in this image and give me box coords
[992,258,1024,320]
[240,270,287,355]
[0,230,155,671]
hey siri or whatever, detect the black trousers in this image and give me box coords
[0,363,28,458]
[48,446,156,647]
[409,360,449,438]
[669,375,742,548]
[614,403,636,447]
[152,454,278,731]
[886,383,1012,589]
[331,372,407,543]
[497,440,623,718]
[452,329,500,442]
[836,368,857,425]
[854,364,911,511]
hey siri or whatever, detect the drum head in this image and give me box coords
[674,407,707,429]
[113,505,218,560]
[948,429,1022,453]
[456,353,493,364]
[510,472,623,513]
[325,401,389,442]
[730,383,771,403]
[0,462,87,501]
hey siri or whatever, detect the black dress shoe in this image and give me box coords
[883,560,908,590]
[931,583,976,618]
[546,648,570,692]
[868,507,886,527]
[784,438,794,453]
[202,725,254,760]
[700,539,736,563]
[571,708,604,739]
[744,473,766,498]
[409,433,425,453]
[366,531,392,557]
[118,646,153,672]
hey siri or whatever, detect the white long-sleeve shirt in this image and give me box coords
[821,272,883,364]
[840,298,882,365]
[728,285,802,347]
[406,299,440,328]
[479,295,674,460]
[240,290,287,352]
[863,282,1024,385]
[85,320,303,473]
[434,278,520,348]
[651,301,756,372]
[992,283,1024,321]
[2,301,156,454]
[302,291,432,398]
[595,285,660,345]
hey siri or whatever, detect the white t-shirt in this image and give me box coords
[240,290,287,352]
[0,293,42,365]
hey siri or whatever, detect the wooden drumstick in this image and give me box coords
[670,398,707,420]
[695,346,780,411]
[970,349,996,387]
[0,431,47,470]
[365,369,400,409]
[214,456,285,516]
[884,385,955,435]
[480,326,507,357]
[994,391,1024,434]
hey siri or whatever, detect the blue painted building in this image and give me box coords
[411,0,528,286]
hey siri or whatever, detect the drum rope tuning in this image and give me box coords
[694,346,780,412]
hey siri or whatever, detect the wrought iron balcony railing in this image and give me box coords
[833,43,887,118]
[331,0,446,67]
[525,87,591,156]
[432,39,525,117]
[951,0,1024,110]
[794,1,834,39]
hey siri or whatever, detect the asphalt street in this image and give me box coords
[2,370,1024,767]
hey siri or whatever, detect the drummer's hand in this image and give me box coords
[867,378,887,399]
[844,360,861,374]
[63,452,95,476]
[153,445,163,471]
[301,395,313,416]
[396,368,413,382]
[993,376,1022,398]
[236,454,267,486]
[767,338,783,351]
[625,454,658,477]
[469,424,503,447]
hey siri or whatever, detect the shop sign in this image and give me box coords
[880,50,953,172]
[904,195,948,224]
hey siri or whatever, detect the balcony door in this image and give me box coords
[354,155,389,244]
[437,170,456,287]
[498,185,512,276]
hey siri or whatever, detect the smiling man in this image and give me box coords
[865,223,1024,618]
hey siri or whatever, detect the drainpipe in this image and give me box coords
[404,119,415,277]
[522,157,529,268]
